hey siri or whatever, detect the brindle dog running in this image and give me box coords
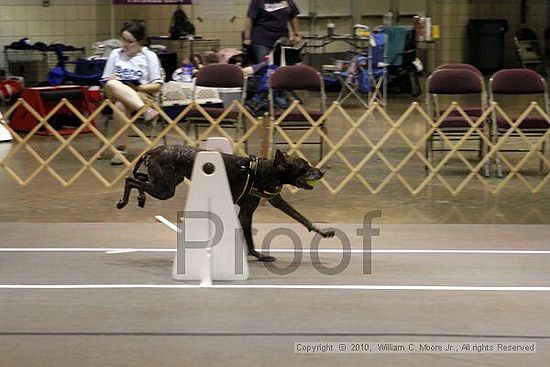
[116,145,335,262]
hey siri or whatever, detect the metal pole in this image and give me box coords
[110,0,115,38]
[350,0,357,26]
[259,113,273,159]
[308,0,313,34]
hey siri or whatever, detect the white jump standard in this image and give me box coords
[172,150,249,282]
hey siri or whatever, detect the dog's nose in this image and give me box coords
[319,170,325,178]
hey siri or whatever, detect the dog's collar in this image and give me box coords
[236,156,282,204]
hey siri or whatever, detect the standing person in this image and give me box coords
[102,19,164,165]
[243,0,301,63]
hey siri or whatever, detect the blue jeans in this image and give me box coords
[252,44,272,63]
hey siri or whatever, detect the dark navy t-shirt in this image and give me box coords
[247,0,300,47]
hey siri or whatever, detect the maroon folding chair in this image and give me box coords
[268,64,327,161]
[435,63,485,117]
[425,68,489,176]
[187,63,248,145]
[489,68,550,177]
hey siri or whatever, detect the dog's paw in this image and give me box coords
[249,251,276,262]
[115,200,126,209]
[137,197,146,208]
[319,228,335,238]
[259,254,277,262]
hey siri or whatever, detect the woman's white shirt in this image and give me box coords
[101,47,163,85]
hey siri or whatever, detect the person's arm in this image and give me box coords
[242,61,267,76]
[290,17,301,42]
[244,0,258,46]
[244,17,253,46]
[136,51,163,94]
[101,49,119,81]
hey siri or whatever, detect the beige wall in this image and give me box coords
[112,1,250,48]
[0,0,548,71]
[0,0,250,69]
[432,0,549,67]
[0,0,111,69]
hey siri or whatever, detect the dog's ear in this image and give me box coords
[273,149,289,170]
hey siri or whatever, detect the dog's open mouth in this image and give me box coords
[300,179,319,190]
[306,180,319,187]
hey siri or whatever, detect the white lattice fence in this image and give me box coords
[272,100,550,195]
[1,98,549,194]
[0,98,261,187]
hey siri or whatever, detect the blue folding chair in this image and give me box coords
[331,33,387,108]
[366,32,388,107]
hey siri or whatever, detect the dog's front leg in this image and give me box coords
[268,195,335,238]
[238,197,276,262]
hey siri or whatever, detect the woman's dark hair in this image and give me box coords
[121,19,147,44]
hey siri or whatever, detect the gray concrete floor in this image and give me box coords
[1,223,549,366]
[1,94,550,366]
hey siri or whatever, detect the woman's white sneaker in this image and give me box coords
[110,149,127,165]
[143,108,159,122]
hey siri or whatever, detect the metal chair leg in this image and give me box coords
[496,156,503,178]
[425,135,433,172]
[540,140,546,172]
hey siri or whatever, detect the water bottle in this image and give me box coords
[182,63,193,83]
[327,22,335,37]
[425,17,432,41]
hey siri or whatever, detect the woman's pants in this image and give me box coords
[252,44,272,63]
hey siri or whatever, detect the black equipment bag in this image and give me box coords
[169,8,195,39]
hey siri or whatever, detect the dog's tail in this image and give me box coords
[132,150,152,177]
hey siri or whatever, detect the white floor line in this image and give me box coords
[2,248,550,255]
[0,248,174,253]
[154,215,181,233]
[2,284,550,292]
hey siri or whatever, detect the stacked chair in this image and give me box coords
[513,27,544,72]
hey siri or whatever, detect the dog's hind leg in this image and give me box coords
[134,173,148,207]
[135,176,177,207]
[116,177,144,209]
[135,172,148,181]
[140,182,177,201]
[117,177,177,209]
[137,190,146,208]
[117,150,152,209]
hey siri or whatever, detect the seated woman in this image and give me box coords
[101,19,164,165]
